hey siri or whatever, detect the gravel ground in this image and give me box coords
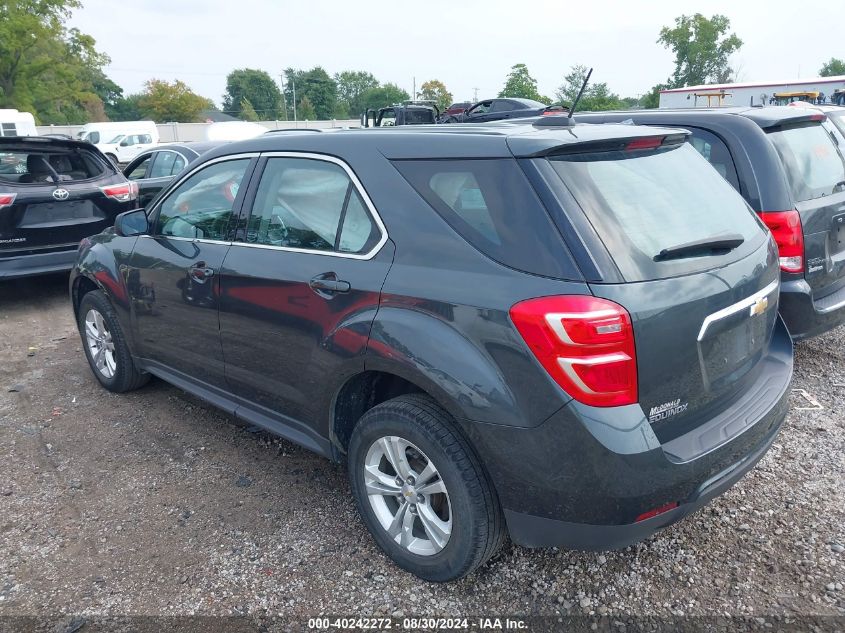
[0,274,843,626]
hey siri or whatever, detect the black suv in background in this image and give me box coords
[70,122,791,581]
[1,136,138,279]
[575,107,845,341]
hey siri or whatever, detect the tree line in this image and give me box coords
[2,2,844,124]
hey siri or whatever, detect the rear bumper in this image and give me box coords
[462,317,792,550]
[779,278,845,341]
[0,248,77,279]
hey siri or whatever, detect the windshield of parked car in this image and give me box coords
[548,142,764,281]
[767,122,845,202]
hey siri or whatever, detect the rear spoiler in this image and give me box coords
[740,108,827,130]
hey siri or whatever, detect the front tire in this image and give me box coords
[348,394,504,581]
[78,290,149,393]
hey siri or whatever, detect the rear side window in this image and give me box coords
[0,149,106,184]
[393,159,575,278]
[548,143,764,281]
[767,122,845,202]
[687,128,740,190]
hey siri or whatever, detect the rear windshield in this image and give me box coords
[0,149,107,184]
[766,122,845,202]
[393,159,576,278]
[404,110,435,124]
[548,143,764,281]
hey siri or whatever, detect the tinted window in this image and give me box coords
[171,154,186,174]
[687,128,740,189]
[491,100,514,113]
[149,152,180,178]
[156,159,250,240]
[0,149,105,183]
[393,159,575,278]
[246,157,379,254]
[127,156,151,179]
[767,122,845,202]
[548,143,763,281]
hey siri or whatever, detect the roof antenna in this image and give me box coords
[567,67,593,121]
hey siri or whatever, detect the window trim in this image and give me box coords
[233,151,388,261]
[143,152,260,245]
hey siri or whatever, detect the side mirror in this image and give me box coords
[115,208,148,237]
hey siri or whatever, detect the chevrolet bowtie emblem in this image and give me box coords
[750,296,769,317]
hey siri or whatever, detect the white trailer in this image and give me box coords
[0,110,37,137]
[659,75,845,109]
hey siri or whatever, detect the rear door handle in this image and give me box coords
[309,273,350,295]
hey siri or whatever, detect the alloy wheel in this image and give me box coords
[84,309,117,379]
[363,435,452,556]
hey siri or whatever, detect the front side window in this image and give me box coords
[156,159,250,240]
[149,152,179,179]
[245,157,379,254]
[767,122,845,202]
[126,156,151,180]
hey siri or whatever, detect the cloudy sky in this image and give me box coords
[70,0,844,108]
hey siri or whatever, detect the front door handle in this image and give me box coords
[309,272,350,295]
[189,263,215,283]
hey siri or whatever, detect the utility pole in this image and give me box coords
[413,77,416,101]
[293,76,297,123]
[473,87,479,102]
[280,73,287,121]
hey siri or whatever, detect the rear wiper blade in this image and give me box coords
[654,234,745,262]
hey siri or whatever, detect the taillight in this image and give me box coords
[509,295,638,407]
[0,193,16,210]
[761,210,804,273]
[100,182,138,202]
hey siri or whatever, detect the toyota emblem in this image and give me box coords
[52,188,70,201]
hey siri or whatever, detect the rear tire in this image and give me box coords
[348,394,504,581]
[78,289,148,393]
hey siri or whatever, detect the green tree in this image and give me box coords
[223,68,283,120]
[640,84,665,109]
[555,65,625,112]
[499,63,548,103]
[419,79,452,111]
[137,79,211,122]
[283,67,338,120]
[239,97,259,122]
[359,83,410,112]
[0,1,117,124]
[335,70,379,116]
[658,14,743,88]
[108,94,143,121]
[819,57,845,77]
[297,95,316,120]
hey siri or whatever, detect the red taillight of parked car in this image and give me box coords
[0,193,17,210]
[100,181,139,203]
[509,295,638,407]
[761,210,804,273]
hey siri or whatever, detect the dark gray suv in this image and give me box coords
[575,106,845,341]
[69,121,792,581]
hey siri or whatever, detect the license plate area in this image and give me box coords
[698,312,769,391]
[19,201,104,229]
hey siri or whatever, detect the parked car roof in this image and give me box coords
[197,120,688,161]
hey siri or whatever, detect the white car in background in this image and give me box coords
[76,121,159,164]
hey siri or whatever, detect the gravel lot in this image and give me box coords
[0,274,843,626]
